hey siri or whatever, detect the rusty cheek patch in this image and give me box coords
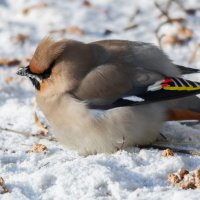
[168,109,200,120]
[39,81,47,91]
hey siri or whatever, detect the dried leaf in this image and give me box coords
[49,26,85,36]
[12,33,29,44]
[179,168,189,179]
[163,34,188,45]
[0,58,8,65]
[5,76,14,84]
[177,26,193,39]
[168,174,180,185]
[162,148,174,157]
[0,177,9,194]
[0,177,5,186]
[34,130,48,138]
[7,59,21,66]
[195,168,200,188]
[168,167,200,189]
[83,0,92,7]
[0,58,20,66]
[66,26,85,35]
[22,2,47,15]
[28,144,47,153]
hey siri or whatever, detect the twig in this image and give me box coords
[123,24,138,31]
[165,0,173,11]
[155,21,169,48]
[154,1,171,21]
[188,43,200,64]
[129,9,140,22]
[0,127,31,137]
[141,144,200,156]
[154,1,186,48]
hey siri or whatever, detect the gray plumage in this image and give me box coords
[17,38,200,155]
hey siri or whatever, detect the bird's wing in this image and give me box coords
[73,64,163,105]
[73,64,200,109]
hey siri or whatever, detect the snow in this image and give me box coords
[0,0,200,199]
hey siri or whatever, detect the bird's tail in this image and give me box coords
[166,95,200,121]
[175,64,200,75]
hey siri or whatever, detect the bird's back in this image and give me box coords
[89,40,181,78]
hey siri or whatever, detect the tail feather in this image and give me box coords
[175,64,200,75]
[166,96,200,121]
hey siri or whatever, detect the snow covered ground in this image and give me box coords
[1,0,200,199]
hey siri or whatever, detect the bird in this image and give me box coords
[17,37,200,155]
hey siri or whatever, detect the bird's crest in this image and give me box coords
[29,37,67,74]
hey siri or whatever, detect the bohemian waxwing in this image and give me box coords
[17,37,200,155]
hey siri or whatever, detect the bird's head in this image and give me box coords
[17,37,93,97]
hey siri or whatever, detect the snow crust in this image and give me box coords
[1,0,200,199]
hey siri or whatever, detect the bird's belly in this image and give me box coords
[49,103,165,155]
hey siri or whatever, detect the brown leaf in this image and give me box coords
[0,58,20,66]
[28,144,47,153]
[0,177,9,194]
[163,33,191,46]
[195,168,200,188]
[179,168,189,179]
[177,26,193,39]
[5,76,14,84]
[12,33,29,44]
[168,167,200,189]
[0,177,5,186]
[34,130,48,138]
[162,148,174,157]
[21,2,47,15]
[7,59,21,66]
[168,174,180,185]
[83,0,92,7]
[66,26,85,35]
[0,58,8,66]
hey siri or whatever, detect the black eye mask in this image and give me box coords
[16,63,54,90]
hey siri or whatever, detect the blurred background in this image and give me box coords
[0,0,200,68]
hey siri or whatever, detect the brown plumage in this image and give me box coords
[17,37,200,155]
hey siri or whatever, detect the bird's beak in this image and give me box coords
[17,66,41,81]
[17,66,42,90]
[16,66,30,77]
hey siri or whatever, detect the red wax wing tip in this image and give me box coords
[161,83,169,88]
[163,79,173,83]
